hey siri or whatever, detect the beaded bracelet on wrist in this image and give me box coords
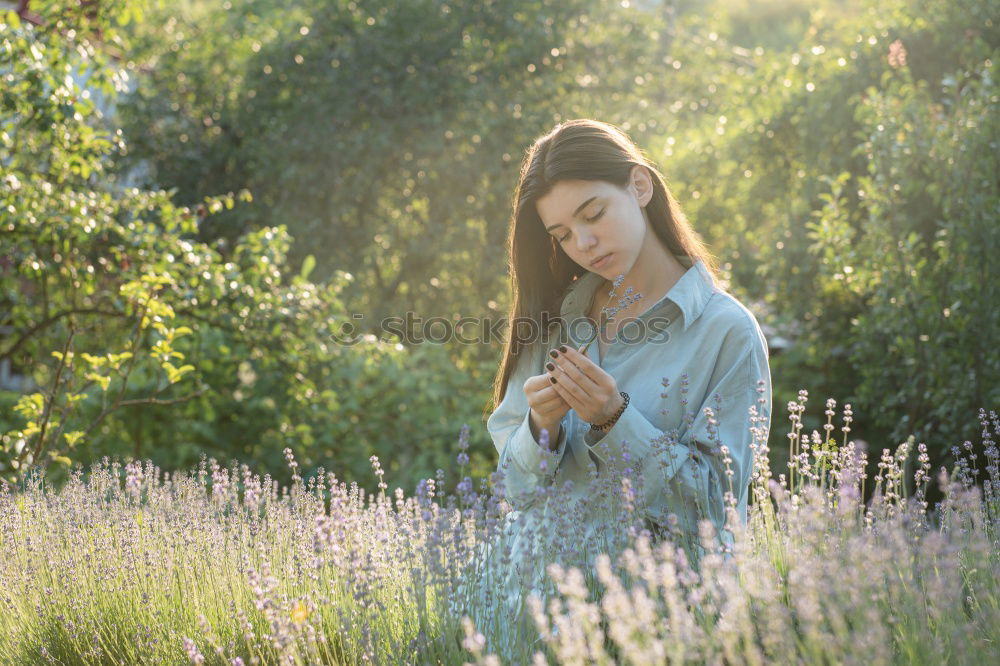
[590,391,629,432]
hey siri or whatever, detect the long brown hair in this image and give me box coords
[484,118,719,423]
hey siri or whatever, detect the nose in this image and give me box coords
[575,230,597,253]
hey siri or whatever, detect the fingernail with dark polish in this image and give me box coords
[549,349,559,358]
[559,345,567,353]
[550,376,557,384]
[545,362,555,371]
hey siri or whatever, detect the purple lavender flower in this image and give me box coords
[580,272,644,355]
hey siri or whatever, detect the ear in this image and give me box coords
[629,164,654,207]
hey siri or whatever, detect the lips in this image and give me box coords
[590,253,612,268]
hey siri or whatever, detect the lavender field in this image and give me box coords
[1,396,998,665]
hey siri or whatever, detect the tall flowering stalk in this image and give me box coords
[579,273,643,356]
[1,406,998,664]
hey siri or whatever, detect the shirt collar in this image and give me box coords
[559,255,717,332]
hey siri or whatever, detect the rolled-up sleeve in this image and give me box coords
[584,318,772,534]
[487,343,570,510]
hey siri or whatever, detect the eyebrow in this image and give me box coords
[544,196,599,232]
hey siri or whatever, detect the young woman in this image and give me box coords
[477,119,772,647]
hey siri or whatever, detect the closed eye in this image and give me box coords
[557,208,605,243]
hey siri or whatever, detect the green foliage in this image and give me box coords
[0,3,492,490]
[839,54,999,448]
[656,0,1000,468]
[113,0,677,334]
[3,0,997,491]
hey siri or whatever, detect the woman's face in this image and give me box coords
[536,165,654,280]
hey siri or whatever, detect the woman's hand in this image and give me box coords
[523,372,571,447]
[544,344,624,426]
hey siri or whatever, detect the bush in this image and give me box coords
[0,5,492,490]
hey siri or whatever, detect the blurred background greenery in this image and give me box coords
[1,0,997,506]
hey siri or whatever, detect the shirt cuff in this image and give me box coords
[506,408,569,477]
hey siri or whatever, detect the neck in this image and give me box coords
[601,247,688,316]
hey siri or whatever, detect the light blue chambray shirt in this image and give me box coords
[487,255,772,547]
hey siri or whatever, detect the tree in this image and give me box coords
[1,3,489,488]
